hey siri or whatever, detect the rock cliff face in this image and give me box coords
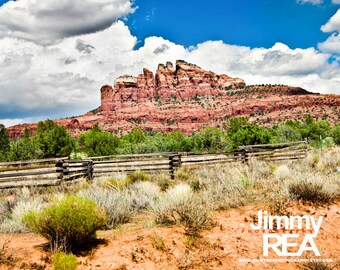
[101,60,246,113]
[7,60,340,138]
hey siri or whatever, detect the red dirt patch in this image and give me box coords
[1,202,339,270]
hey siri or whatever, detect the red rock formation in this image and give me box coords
[7,60,340,138]
[101,60,246,113]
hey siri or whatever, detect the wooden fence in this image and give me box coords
[0,140,307,189]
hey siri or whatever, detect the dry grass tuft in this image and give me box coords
[153,183,211,235]
[288,173,339,204]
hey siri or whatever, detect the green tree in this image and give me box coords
[163,131,193,152]
[193,127,229,151]
[0,124,10,161]
[8,137,43,161]
[35,120,75,158]
[331,124,340,145]
[78,124,119,156]
[295,115,332,146]
[122,128,146,144]
[271,124,302,143]
[224,117,250,135]
[229,124,272,149]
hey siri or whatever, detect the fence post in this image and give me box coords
[241,149,248,164]
[55,160,64,184]
[169,154,182,179]
[169,155,174,179]
[87,160,94,181]
[173,154,182,168]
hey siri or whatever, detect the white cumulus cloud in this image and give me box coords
[0,0,135,45]
[318,33,340,53]
[319,9,340,54]
[321,9,340,32]
[186,41,339,94]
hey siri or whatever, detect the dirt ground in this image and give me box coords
[0,202,339,270]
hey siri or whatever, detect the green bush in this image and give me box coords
[271,124,302,143]
[78,124,119,156]
[23,196,106,251]
[163,131,193,152]
[7,137,43,161]
[0,124,10,161]
[331,124,340,145]
[121,128,146,144]
[53,252,77,270]
[35,120,75,158]
[193,127,229,151]
[224,117,250,135]
[228,124,272,149]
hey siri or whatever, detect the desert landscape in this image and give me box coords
[0,147,339,269]
[1,0,340,269]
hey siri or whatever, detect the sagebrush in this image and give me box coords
[23,196,106,251]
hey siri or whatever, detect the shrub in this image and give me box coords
[271,124,302,143]
[53,252,77,270]
[1,197,43,233]
[268,190,291,216]
[153,184,193,223]
[153,184,210,235]
[78,124,119,156]
[0,200,8,224]
[274,165,291,181]
[174,166,194,182]
[288,174,338,203]
[80,186,134,227]
[163,131,193,152]
[126,171,149,183]
[149,173,174,191]
[194,164,259,210]
[130,181,161,211]
[331,124,340,145]
[121,128,146,144]
[307,153,320,169]
[7,137,43,161]
[81,181,160,227]
[150,235,166,251]
[23,196,106,251]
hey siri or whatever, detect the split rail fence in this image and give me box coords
[0,140,307,189]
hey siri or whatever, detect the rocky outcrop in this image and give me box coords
[7,60,340,138]
[101,60,246,113]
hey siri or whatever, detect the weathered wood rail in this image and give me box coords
[0,141,307,189]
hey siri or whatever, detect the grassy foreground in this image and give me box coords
[0,147,339,269]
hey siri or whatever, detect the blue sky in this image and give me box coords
[127,0,337,49]
[0,0,339,126]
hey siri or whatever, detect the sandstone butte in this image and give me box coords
[8,60,340,138]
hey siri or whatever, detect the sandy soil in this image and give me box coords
[0,202,339,270]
